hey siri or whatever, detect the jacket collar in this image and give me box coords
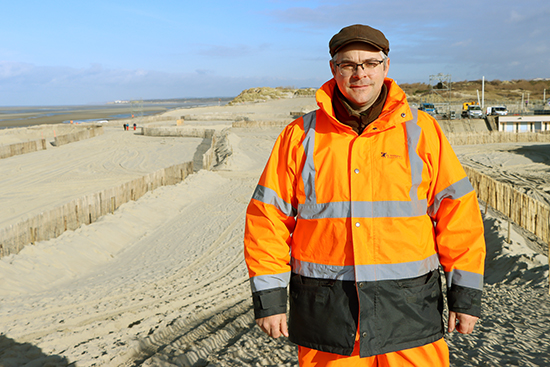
[316,78,412,133]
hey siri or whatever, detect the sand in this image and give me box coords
[0,98,549,366]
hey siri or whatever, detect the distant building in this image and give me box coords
[498,115,550,133]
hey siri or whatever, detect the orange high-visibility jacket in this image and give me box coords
[244,78,486,357]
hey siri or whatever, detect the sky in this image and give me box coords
[0,0,549,106]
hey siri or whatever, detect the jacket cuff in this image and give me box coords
[252,287,287,319]
[447,285,482,318]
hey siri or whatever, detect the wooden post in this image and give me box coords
[507,196,512,244]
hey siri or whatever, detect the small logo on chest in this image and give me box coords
[381,152,402,159]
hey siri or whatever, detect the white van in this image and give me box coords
[487,106,508,116]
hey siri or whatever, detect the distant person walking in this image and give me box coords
[244,24,486,366]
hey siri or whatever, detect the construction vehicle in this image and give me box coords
[462,101,483,118]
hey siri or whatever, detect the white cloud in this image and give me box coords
[0,61,34,79]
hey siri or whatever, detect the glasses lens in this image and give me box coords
[338,63,355,77]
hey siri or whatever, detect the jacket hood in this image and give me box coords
[315,78,412,132]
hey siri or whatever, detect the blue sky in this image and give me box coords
[1,0,549,106]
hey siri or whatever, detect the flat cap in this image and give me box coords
[329,24,389,57]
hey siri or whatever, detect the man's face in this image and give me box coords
[330,42,390,110]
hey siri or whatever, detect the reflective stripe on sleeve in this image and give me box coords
[427,176,474,217]
[446,269,484,291]
[252,185,297,217]
[250,272,291,293]
[291,254,440,282]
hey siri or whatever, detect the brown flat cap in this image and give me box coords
[329,24,389,57]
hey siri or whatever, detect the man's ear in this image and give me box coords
[329,60,337,77]
[383,58,390,77]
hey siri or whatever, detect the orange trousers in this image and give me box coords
[298,338,449,367]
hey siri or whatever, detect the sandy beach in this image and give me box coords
[0,98,549,366]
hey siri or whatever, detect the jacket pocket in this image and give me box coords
[373,270,444,348]
[288,273,358,354]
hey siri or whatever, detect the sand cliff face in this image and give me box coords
[0,98,549,366]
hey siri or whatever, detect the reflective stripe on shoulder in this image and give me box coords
[446,269,484,290]
[250,272,291,292]
[406,108,423,203]
[428,176,474,217]
[291,254,440,282]
[301,111,317,204]
[252,185,297,217]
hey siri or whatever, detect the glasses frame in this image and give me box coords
[335,59,384,76]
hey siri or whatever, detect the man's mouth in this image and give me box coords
[350,84,372,89]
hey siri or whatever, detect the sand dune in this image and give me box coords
[0,99,549,366]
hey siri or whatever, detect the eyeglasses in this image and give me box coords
[335,59,384,77]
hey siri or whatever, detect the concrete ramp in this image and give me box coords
[439,118,490,134]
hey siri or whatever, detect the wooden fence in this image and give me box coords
[232,120,291,128]
[142,127,220,170]
[0,161,193,257]
[141,126,216,139]
[464,166,550,246]
[1,125,104,160]
[0,139,47,159]
[54,125,104,146]
[447,131,550,146]
[0,126,221,258]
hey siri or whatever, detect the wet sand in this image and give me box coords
[0,105,170,129]
[0,98,232,129]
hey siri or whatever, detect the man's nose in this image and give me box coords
[353,64,368,77]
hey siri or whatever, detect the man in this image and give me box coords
[244,24,485,366]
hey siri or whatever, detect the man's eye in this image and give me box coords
[365,62,379,68]
[340,64,355,69]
